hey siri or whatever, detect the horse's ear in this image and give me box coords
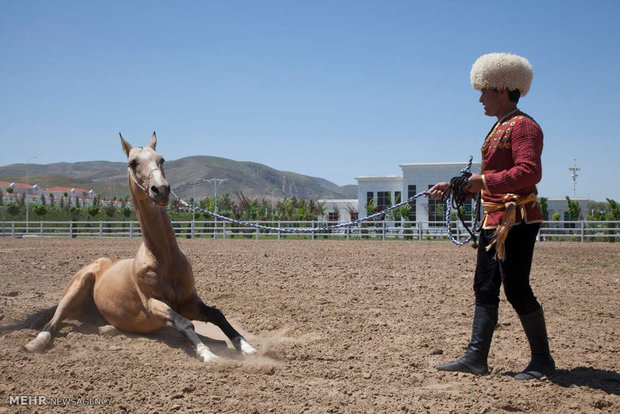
[119,133,132,157]
[149,131,157,150]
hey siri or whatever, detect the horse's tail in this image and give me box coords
[0,306,58,332]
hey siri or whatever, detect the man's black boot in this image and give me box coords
[436,304,498,375]
[514,307,556,380]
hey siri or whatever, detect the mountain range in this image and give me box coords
[0,156,358,201]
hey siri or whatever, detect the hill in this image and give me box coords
[0,156,357,201]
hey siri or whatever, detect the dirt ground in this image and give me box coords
[0,238,618,413]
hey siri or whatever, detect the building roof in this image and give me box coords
[354,175,402,181]
[45,186,91,194]
[399,161,481,167]
[0,181,35,189]
[318,199,358,203]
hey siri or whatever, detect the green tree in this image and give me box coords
[199,197,215,219]
[6,187,14,195]
[7,202,20,216]
[587,200,607,220]
[120,206,132,220]
[313,200,326,219]
[33,204,47,217]
[538,197,548,220]
[365,198,375,216]
[296,199,309,220]
[397,204,412,221]
[219,194,234,216]
[104,205,116,218]
[48,193,55,207]
[566,196,581,220]
[606,199,620,220]
[606,199,620,243]
[87,205,100,219]
[70,206,82,221]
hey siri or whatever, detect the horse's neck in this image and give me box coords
[134,197,181,263]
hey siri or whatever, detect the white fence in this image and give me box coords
[2,220,619,242]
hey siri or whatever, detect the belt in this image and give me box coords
[482,193,538,261]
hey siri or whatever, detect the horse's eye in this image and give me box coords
[129,159,138,169]
[160,158,165,165]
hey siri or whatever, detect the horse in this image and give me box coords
[24,132,256,362]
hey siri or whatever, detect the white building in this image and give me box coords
[546,197,589,221]
[356,162,482,226]
[318,199,359,223]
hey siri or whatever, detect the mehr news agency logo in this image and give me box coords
[8,395,112,407]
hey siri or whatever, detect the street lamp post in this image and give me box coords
[25,156,37,234]
[191,178,207,239]
[205,178,226,239]
[192,178,206,223]
[266,188,278,218]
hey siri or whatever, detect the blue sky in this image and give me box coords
[1,0,619,201]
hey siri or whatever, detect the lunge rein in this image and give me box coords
[169,158,481,246]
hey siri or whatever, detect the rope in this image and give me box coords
[169,157,480,245]
[170,189,428,234]
[441,157,481,247]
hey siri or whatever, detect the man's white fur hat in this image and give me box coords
[470,53,533,96]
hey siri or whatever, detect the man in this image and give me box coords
[428,52,555,380]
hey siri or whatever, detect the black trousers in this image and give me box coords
[474,222,541,315]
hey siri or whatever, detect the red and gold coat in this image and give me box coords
[480,110,544,229]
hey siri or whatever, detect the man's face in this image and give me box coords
[479,89,506,117]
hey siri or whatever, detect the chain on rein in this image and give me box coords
[170,157,481,246]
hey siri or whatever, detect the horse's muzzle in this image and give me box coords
[149,184,170,206]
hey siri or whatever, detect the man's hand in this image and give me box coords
[466,173,484,193]
[427,182,450,199]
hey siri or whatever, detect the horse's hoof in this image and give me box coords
[238,338,257,355]
[196,344,219,362]
[24,331,51,353]
[98,325,119,336]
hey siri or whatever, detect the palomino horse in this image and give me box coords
[24,133,256,361]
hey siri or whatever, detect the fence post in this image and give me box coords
[40,222,43,236]
[222,222,226,239]
[255,222,259,240]
[580,220,584,243]
[382,220,386,241]
[278,221,281,240]
[312,221,315,240]
[418,221,422,241]
[11,222,15,237]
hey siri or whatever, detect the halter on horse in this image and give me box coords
[24,132,256,361]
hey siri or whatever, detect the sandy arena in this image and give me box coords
[0,238,618,413]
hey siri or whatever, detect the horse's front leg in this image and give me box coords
[146,298,219,362]
[178,298,257,356]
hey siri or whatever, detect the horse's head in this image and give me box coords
[119,132,170,207]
